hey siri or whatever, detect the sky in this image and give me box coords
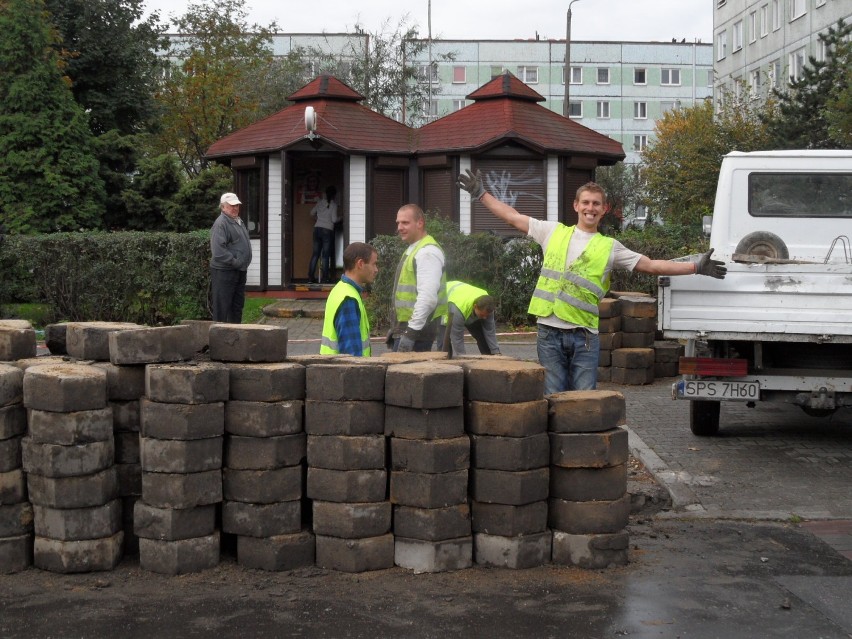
[143,0,714,44]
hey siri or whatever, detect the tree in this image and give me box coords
[763,20,852,149]
[595,163,644,232]
[0,0,106,233]
[154,0,280,176]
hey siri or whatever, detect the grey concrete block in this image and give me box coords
[389,470,468,509]
[0,434,22,472]
[550,464,627,502]
[551,530,629,568]
[392,504,471,541]
[22,438,114,478]
[236,530,315,571]
[474,530,552,569]
[111,400,141,433]
[307,434,385,470]
[621,316,656,333]
[464,400,548,437]
[549,428,629,468]
[306,468,387,503]
[0,404,26,439]
[305,363,386,401]
[546,390,627,433]
[612,348,655,369]
[91,362,146,401]
[384,405,464,440]
[27,467,118,508]
[0,533,33,574]
[33,499,122,541]
[470,501,548,536]
[620,332,655,349]
[384,363,464,409]
[597,315,621,333]
[597,298,621,319]
[13,357,68,371]
[223,466,302,504]
[34,531,123,573]
[0,468,27,504]
[470,433,548,471]
[470,468,550,506]
[222,500,301,537]
[390,437,470,474]
[548,495,631,534]
[133,501,216,541]
[179,320,214,354]
[312,500,391,538]
[225,400,303,437]
[597,367,612,382]
[655,361,680,378]
[653,340,684,363]
[140,399,224,440]
[209,324,288,363]
[0,327,37,361]
[140,436,222,473]
[138,532,219,575]
[44,323,68,355]
[65,322,142,361]
[108,326,195,365]
[315,533,394,573]
[393,535,472,574]
[456,359,545,403]
[116,463,142,497]
[23,363,107,412]
[304,400,384,436]
[28,407,113,445]
[145,362,230,405]
[0,502,33,536]
[619,296,657,318]
[225,434,305,470]
[599,349,612,367]
[114,431,140,464]
[140,470,222,509]
[227,362,305,402]
[599,332,622,350]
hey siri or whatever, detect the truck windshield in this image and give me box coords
[749,173,852,217]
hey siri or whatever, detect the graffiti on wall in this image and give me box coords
[484,166,545,207]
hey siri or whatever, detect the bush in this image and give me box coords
[0,231,211,325]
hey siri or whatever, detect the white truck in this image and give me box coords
[658,150,852,435]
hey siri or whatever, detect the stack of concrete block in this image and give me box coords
[653,341,684,379]
[0,363,31,573]
[306,361,392,573]
[179,320,215,354]
[43,323,68,356]
[611,348,655,385]
[596,298,622,383]
[225,362,312,571]
[459,360,551,569]
[65,322,143,362]
[618,296,657,349]
[386,362,470,574]
[0,320,37,362]
[547,390,630,569]
[22,363,123,573]
[137,361,228,574]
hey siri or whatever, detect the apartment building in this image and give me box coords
[713,0,850,104]
[408,39,714,165]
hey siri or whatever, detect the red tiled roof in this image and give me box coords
[466,72,544,102]
[287,74,364,102]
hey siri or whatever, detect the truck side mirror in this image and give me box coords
[702,215,712,237]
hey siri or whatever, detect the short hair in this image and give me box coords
[397,203,425,223]
[575,182,607,204]
[474,295,496,315]
[325,185,337,200]
[343,242,376,271]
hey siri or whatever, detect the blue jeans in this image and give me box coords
[308,227,334,282]
[536,323,600,394]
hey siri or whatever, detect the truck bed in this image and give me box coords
[658,262,852,343]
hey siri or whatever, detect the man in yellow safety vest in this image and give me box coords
[439,280,501,357]
[320,242,378,357]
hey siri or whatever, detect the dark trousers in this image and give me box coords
[211,268,247,323]
[308,227,334,283]
[437,320,491,355]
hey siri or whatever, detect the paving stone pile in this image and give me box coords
[0,361,30,573]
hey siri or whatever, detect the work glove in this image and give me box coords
[695,249,727,279]
[457,169,486,200]
[396,334,415,352]
[385,328,395,350]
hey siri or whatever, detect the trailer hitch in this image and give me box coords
[793,387,836,411]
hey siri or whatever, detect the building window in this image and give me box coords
[661,100,677,114]
[452,99,466,112]
[417,63,438,84]
[422,99,438,118]
[771,0,781,31]
[596,67,610,84]
[634,68,646,85]
[568,101,583,118]
[490,65,504,79]
[635,204,648,220]
[633,101,647,119]
[733,20,743,52]
[661,68,681,85]
[817,38,827,63]
[789,48,806,83]
[716,30,727,61]
[760,4,768,36]
[707,69,714,87]
[452,66,466,83]
[749,11,757,43]
[563,66,583,84]
[791,0,806,20]
[633,135,648,151]
[733,76,743,101]
[596,101,610,118]
[517,66,538,84]
[750,69,762,93]
[769,59,782,88]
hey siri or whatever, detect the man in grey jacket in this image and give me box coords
[210,192,252,323]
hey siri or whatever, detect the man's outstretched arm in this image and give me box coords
[458,169,530,234]
[634,249,727,279]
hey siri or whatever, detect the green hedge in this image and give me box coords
[0,231,211,325]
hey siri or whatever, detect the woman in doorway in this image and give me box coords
[307,185,340,284]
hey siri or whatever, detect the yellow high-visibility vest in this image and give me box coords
[321,279,371,356]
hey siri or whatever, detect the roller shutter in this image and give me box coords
[370,168,406,239]
[562,168,595,226]
[423,167,456,221]
[472,158,546,236]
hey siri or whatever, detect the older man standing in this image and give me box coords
[210,192,252,323]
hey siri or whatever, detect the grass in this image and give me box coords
[0,303,52,329]
[241,297,269,324]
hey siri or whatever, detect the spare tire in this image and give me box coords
[735,231,789,260]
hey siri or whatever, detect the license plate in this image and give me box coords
[677,380,760,401]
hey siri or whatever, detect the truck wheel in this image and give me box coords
[690,401,720,436]
[734,231,789,260]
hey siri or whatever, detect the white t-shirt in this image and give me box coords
[311,198,340,231]
[404,242,445,331]
[527,218,642,332]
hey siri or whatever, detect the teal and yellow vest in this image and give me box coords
[320,280,371,356]
[446,280,488,321]
[528,225,613,329]
[394,235,448,323]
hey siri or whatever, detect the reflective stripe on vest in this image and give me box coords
[446,280,488,320]
[527,225,613,329]
[394,235,448,322]
[320,280,371,356]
